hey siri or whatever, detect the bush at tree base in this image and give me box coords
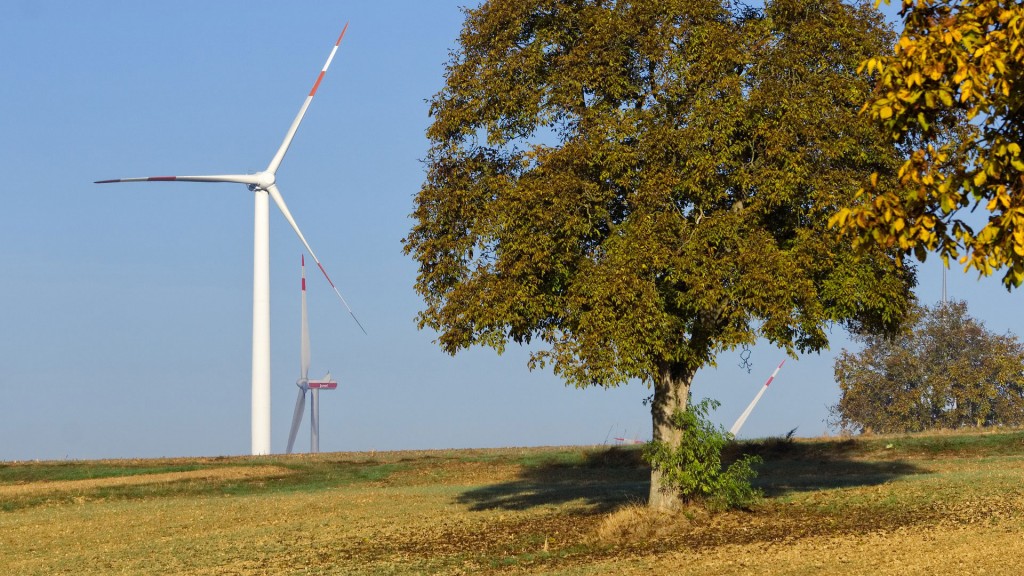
[644,399,762,511]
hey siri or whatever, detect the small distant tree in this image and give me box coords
[832,300,1024,433]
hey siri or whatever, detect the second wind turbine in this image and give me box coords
[96,23,364,456]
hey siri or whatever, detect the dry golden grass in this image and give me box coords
[562,520,1024,575]
[2,432,1023,575]
[594,502,710,543]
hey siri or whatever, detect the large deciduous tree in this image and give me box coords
[832,0,1024,286]
[832,300,1024,433]
[406,0,915,509]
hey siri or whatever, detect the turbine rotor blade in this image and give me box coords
[266,23,349,175]
[286,387,308,454]
[267,183,367,334]
[95,174,262,185]
[729,360,786,436]
[301,255,311,380]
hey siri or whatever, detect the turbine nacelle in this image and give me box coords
[246,172,277,192]
[254,171,276,190]
[309,374,338,390]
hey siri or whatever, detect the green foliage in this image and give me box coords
[833,0,1024,286]
[405,0,916,392]
[644,399,762,510]
[832,299,1024,433]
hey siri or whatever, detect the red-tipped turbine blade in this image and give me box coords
[268,183,366,334]
[265,23,349,175]
[94,174,262,185]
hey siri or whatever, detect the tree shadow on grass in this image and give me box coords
[736,438,926,497]
[455,448,649,512]
[456,440,926,511]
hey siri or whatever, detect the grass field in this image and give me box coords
[2,430,1023,574]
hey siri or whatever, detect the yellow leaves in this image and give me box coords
[829,207,852,229]
[1013,226,1024,254]
[926,62,946,81]
[859,57,881,74]
[847,2,1024,286]
[873,194,888,210]
[985,187,1010,211]
[976,224,998,245]
[899,88,922,104]
[960,78,974,101]
[940,193,959,213]
[917,112,930,131]
[896,35,917,56]
[897,160,911,180]
[855,208,875,230]
[952,60,969,85]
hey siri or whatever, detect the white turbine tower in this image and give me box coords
[96,24,363,455]
[287,255,338,454]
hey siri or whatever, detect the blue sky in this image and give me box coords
[1,1,1018,461]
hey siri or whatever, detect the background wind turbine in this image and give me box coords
[95,23,363,455]
[729,360,786,437]
[287,255,339,454]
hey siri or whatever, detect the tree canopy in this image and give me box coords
[832,0,1024,286]
[832,300,1024,433]
[406,0,916,508]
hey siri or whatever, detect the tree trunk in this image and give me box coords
[648,361,694,510]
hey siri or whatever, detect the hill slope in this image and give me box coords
[2,432,1023,574]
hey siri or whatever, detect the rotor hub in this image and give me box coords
[253,171,276,190]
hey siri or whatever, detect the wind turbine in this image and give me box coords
[729,360,785,437]
[287,255,338,454]
[95,24,364,455]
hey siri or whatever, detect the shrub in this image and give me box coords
[643,399,762,511]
